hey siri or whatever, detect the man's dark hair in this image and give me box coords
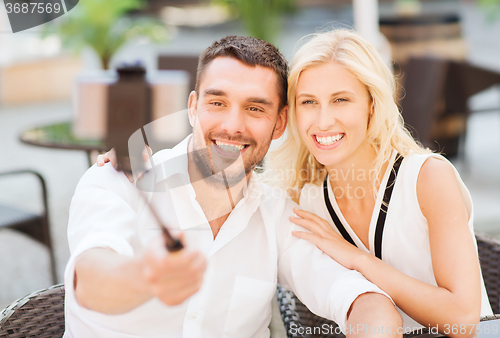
[195,35,288,110]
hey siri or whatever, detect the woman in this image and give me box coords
[266,29,492,336]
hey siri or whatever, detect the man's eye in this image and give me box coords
[211,102,224,107]
[248,107,263,112]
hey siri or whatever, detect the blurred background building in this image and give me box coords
[0,0,499,335]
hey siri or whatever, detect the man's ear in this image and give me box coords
[272,105,288,140]
[188,91,198,127]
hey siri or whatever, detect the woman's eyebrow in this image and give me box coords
[296,93,315,99]
[329,90,354,97]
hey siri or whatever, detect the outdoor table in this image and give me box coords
[19,121,107,167]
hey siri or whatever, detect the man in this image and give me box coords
[65,36,402,337]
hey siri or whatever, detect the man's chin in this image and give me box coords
[191,148,251,187]
[203,169,248,189]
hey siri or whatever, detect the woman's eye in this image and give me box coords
[334,98,348,103]
[301,100,315,105]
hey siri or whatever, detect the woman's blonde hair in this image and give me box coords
[266,28,429,192]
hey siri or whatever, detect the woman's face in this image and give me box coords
[295,61,372,168]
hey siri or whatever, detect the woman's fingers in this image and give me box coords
[293,231,337,259]
[96,154,109,166]
[291,208,340,239]
[293,230,354,268]
[293,230,322,245]
[96,149,118,169]
[293,208,334,233]
[142,145,152,163]
[290,215,329,238]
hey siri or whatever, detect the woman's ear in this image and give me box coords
[367,101,375,127]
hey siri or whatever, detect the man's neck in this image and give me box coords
[187,145,250,239]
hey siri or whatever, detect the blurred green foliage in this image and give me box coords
[214,0,296,44]
[45,0,168,69]
[479,0,500,21]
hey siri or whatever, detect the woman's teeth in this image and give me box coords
[316,134,344,146]
[215,140,245,153]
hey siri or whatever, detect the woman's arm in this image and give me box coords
[292,158,481,338]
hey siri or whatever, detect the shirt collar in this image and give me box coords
[142,134,266,221]
[149,134,191,183]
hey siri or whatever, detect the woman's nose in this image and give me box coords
[315,106,335,131]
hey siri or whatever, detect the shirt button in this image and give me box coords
[188,312,199,320]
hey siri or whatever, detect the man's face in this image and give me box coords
[188,57,286,187]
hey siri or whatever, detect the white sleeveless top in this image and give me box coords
[299,151,493,331]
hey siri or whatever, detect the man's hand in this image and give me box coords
[75,236,207,314]
[143,236,206,306]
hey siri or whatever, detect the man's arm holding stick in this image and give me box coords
[74,238,205,314]
[72,151,206,314]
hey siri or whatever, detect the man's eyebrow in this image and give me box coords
[204,89,226,96]
[248,97,273,106]
[204,89,273,106]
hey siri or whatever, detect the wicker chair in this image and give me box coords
[277,231,500,338]
[0,284,65,337]
[0,170,57,283]
[476,232,500,314]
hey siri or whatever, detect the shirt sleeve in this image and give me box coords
[64,163,143,301]
[276,197,393,329]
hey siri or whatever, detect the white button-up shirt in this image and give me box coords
[64,136,389,338]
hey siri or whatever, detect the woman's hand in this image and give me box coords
[290,208,365,270]
[97,149,118,168]
[96,146,152,182]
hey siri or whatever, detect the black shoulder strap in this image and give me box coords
[323,176,356,247]
[374,155,403,259]
[323,154,403,259]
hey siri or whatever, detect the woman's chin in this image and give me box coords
[313,152,344,168]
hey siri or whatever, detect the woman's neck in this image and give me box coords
[324,144,383,205]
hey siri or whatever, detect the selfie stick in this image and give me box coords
[106,65,183,252]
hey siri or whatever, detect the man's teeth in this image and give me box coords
[215,140,245,153]
[316,134,344,146]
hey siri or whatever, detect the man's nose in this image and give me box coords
[220,107,245,134]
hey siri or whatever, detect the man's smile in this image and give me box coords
[211,139,249,158]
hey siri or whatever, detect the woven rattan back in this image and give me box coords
[0,284,65,338]
[476,232,500,314]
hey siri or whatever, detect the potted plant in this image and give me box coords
[43,0,169,140]
[45,0,168,69]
